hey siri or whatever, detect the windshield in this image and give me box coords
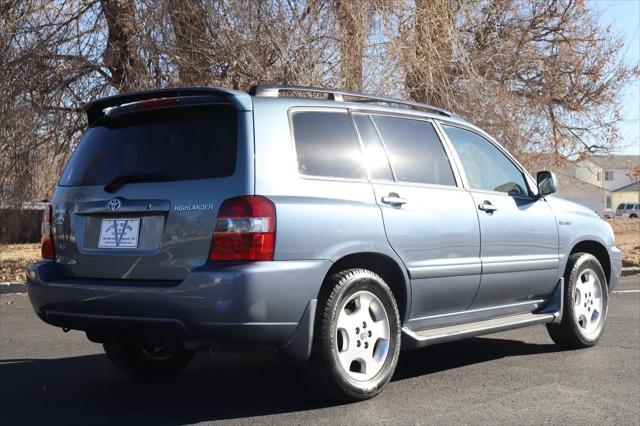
[60,105,237,186]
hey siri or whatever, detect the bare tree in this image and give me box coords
[167,0,209,85]
[333,0,370,91]
[100,0,148,92]
[0,0,636,209]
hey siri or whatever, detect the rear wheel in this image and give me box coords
[630,214,638,219]
[104,339,194,378]
[311,269,401,401]
[547,253,608,348]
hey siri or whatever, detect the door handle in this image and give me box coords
[478,200,497,213]
[381,193,407,206]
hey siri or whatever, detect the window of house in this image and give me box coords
[604,171,614,181]
[605,196,612,209]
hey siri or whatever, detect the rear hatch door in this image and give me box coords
[52,99,252,281]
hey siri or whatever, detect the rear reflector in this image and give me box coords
[209,196,276,261]
[41,204,55,259]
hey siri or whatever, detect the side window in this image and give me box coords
[442,125,529,197]
[291,110,365,179]
[371,116,456,186]
[352,114,394,181]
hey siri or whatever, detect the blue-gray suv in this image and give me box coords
[27,85,622,401]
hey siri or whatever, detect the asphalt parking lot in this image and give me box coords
[1,276,638,425]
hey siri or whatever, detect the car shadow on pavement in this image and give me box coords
[0,337,558,424]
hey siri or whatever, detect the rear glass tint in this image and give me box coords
[60,105,237,186]
[291,110,366,179]
[352,114,394,181]
[372,116,456,186]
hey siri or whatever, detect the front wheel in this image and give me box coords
[311,269,401,401]
[547,253,608,349]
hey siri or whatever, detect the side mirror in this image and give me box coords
[537,171,557,197]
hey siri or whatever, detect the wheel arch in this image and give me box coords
[569,240,611,287]
[318,252,411,324]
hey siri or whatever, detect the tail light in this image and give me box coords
[41,204,55,260]
[209,196,276,261]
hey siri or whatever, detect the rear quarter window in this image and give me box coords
[60,105,237,186]
[291,110,366,180]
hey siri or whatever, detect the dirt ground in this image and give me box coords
[608,218,640,267]
[0,244,40,282]
[0,220,638,282]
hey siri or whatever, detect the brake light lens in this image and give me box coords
[209,196,276,261]
[134,98,178,111]
[41,204,55,259]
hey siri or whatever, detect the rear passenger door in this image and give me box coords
[352,113,481,328]
[441,125,559,310]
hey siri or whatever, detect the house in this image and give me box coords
[612,181,640,209]
[523,153,638,215]
[572,155,639,211]
[553,172,607,214]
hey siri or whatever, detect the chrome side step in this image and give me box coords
[402,278,564,349]
[402,312,556,349]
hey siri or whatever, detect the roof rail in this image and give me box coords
[248,85,454,117]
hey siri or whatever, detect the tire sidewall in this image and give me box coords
[319,270,401,399]
[565,254,608,345]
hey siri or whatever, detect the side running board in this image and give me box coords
[402,278,564,349]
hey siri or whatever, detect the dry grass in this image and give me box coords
[0,243,40,282]
[608,219,640,267]
[0,220,638,283]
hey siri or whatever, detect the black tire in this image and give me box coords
[630,214,638,219]
[547,253,608,349]
[311,269,401,402]
[104,339,194,379]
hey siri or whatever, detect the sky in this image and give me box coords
[588,0,640,156]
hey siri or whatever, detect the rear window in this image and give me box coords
[372,115,456,186]
[291,110,366,180]
[60,105,237,186]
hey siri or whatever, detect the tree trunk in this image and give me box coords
[334,0,367,92]
[100,0,147,92]
[404,0,457,107]
[167,0,209,86]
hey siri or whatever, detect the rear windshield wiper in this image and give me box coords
[104,174,177,193]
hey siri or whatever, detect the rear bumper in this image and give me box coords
[609,246,622,291]
[26,260,330,359]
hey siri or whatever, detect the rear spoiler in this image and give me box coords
[83,87,252,125]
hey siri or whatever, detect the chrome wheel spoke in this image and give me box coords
[574,269,605,336]
[335,290,391,382]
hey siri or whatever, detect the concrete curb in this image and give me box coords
[621,267,640,277]
[0,283,26,294]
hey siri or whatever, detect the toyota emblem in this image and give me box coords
[107,198,122,211]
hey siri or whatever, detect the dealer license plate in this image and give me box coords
[98,218,141,248]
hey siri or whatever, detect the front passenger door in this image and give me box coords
[441,125,559,311]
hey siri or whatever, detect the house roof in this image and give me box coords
[588,155,639,170]
[521,152,577,175]
[555,172,607,197]
[613,181,640,192]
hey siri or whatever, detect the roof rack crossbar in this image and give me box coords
[248,85,453,117]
